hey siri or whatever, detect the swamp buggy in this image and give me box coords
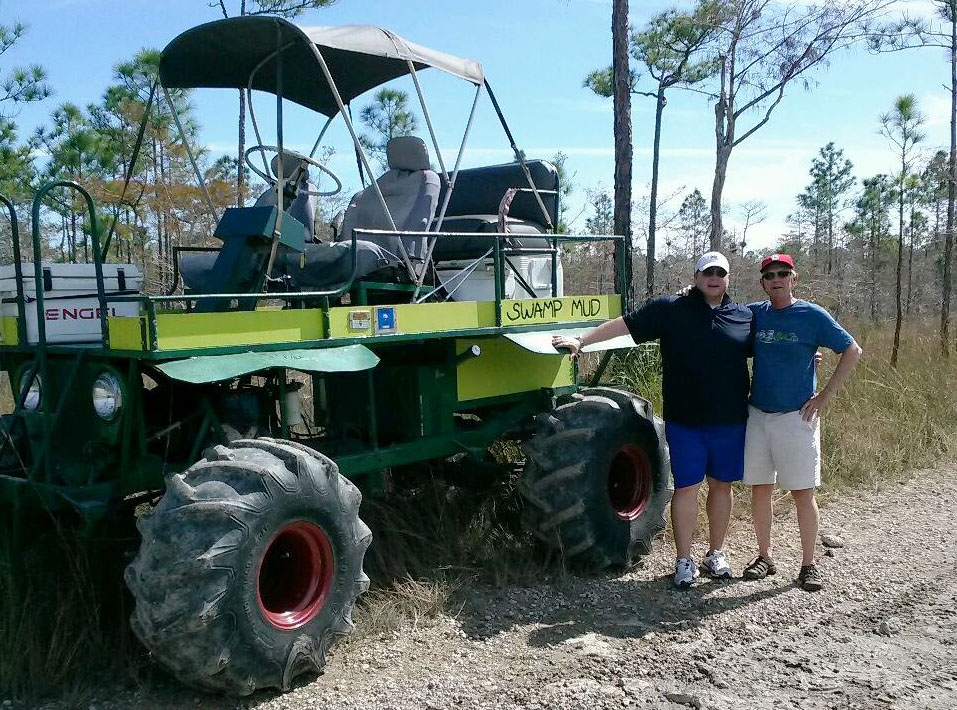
[0,16,671,696]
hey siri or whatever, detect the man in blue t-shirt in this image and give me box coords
[742,254,862,592]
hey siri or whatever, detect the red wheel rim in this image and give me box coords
[257,521,334,630]
[608,444,652,520]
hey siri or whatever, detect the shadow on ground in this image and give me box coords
[455,570,794,646]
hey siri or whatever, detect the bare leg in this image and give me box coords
[791,488,819,566]
[671,483,701,559]
[705,477,733,552]
[751,484,774,559]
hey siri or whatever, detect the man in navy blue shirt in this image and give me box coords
[742,254,862,591]
[552,252,753,587]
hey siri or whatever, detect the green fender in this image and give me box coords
[155,344,379,383]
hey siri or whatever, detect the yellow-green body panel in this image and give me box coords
[327,301,496,338]
[455,337,574,402]
[155,308,324,350]
[108,316,146,351]
[0,316,18,346]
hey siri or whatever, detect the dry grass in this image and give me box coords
[0,518,142,700]
[352,578,458,637]
[818,321,957,492]
[359,468,548,587]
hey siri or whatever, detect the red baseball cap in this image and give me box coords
[760,253,795,271]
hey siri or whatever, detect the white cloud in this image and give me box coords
[921,92,951,129]
[893,0,940,19]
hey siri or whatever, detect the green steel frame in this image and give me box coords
[0,181,631,526]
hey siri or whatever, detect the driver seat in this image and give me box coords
[253,152,318,240]
[338,136,440,261]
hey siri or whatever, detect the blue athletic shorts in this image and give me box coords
[664,421,746,489]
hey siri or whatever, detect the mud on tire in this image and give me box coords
[520,387,672,570]
[125,438,371,696]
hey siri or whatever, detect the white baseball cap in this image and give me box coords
[695,251,730,274]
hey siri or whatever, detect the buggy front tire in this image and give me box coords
[125,438,371,696]
[520,387,672,570]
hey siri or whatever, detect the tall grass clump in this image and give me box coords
[0,516,142,700]
[820,321,957,491]
[602,343,663,414]
[359,463,545,577]
[350,466,551,637]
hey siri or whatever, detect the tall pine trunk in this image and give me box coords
[612,0,633,306]
[647,86,665,297]
[892,153,905,368]
[945,10,957,356]
[869,217,878,322]
[710,144,730,250]
[827,196,834,275]
[906,201,915,315]
[709,58,731,251]
[70,211,77,264]
[152,137,163,274]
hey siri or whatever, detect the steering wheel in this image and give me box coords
[244,145,342,197]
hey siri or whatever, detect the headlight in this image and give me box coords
[19,371,41,411]
[92,372,123,421]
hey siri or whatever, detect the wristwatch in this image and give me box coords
[574,336,585,350]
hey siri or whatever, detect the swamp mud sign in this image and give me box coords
[0,16,671,696]
[503,297,605,323]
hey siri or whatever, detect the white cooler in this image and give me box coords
[436,255,563,302]
[0,263,143,343]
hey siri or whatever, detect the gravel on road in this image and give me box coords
[22,467,957,710]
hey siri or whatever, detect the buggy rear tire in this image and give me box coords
[520,387,672,570]
[125,438,371,696]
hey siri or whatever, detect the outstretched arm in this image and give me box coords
[800,340,863,421]
[551,317,630,358]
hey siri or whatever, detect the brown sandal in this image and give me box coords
[743,555,777,580]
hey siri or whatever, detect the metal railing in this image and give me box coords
[6,181,628,352]
[0,194,26,345]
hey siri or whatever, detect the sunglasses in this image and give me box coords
[701,267,728,278]
[761,269,793,281]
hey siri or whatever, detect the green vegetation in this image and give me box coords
[820,321,957,491]
[0,519,142,700]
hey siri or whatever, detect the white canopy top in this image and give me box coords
[300,25,485,86]
[160,17,485,116]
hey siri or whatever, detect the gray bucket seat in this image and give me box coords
[337,136,440,261]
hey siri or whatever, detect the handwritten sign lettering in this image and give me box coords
[502,297,607,325]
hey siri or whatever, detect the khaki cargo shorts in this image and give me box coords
[743,405,821,490]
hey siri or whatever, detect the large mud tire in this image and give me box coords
[520,387,672,570]
[125,438,371,696]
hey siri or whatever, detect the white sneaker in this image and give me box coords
[674,557,699,587]
[702,549,733,578]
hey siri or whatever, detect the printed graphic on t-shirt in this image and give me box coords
[755,329,799,344]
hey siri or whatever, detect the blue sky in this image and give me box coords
[3,0,952,251]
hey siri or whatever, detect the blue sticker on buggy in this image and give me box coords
[375,306,396,334]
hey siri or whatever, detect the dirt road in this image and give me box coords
[38,467,957,709]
